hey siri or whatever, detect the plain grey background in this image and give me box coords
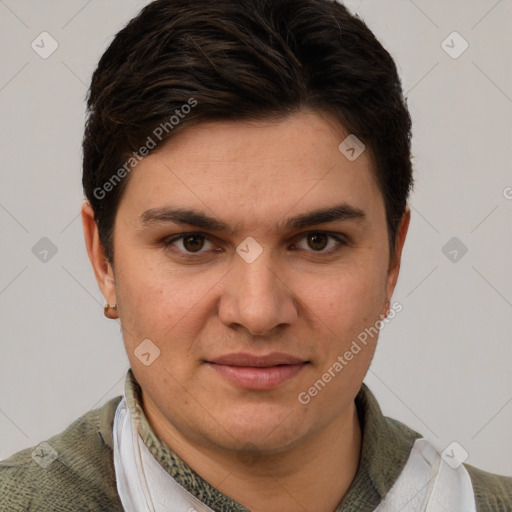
[1,0,511,476]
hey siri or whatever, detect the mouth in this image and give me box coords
[205,352,310,391]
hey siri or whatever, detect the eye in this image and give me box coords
[165,233,215,254]
[293,232,346,253]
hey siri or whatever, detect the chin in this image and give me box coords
[212,405,308,451]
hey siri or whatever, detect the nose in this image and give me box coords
[218,249,298,337]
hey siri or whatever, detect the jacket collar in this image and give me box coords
[99,369,421,511]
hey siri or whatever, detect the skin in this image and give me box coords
[82,109,410,512]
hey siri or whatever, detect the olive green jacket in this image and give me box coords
[1,369,511,511]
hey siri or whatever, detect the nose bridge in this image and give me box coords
[237,247,278,294]
[219,244,297,335]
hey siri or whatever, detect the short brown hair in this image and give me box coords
[83,0,413,263]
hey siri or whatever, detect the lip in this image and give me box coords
[206,352,309,391]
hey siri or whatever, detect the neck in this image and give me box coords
[142,397,362,512]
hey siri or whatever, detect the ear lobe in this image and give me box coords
[81,201,116,304]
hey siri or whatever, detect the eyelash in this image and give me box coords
[162,231,348,260]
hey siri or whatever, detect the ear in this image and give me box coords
[385,206,411,303]
[81,201,117,311]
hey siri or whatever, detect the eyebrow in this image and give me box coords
[139,203,366,233]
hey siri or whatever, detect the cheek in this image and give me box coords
[296,266,386,414]
[297,258,387,335]
[115,256,221,350]
[113,256,174,342]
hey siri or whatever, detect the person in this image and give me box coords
[1,0,511,510]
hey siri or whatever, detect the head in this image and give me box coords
[82,0,412,456]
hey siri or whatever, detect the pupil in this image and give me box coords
[184,235,204,252]
[309,233,327,251]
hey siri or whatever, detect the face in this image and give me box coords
[85,110,408,456]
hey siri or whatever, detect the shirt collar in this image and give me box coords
[112,368,421,511]
[336,379,422,511]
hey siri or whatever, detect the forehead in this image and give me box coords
[117,110,385,230]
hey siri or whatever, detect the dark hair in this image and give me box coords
[83,0,413,263]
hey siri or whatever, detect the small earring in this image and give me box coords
[104,303,118,319]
